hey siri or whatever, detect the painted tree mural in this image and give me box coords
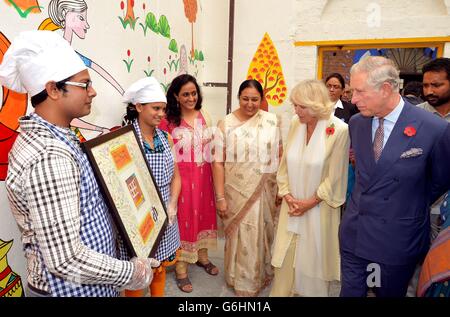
[183,0,197,58]
[247,33,287,111]
[4,0,42,17]
[119,0,138,29]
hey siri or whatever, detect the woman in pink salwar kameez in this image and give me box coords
[159,74,218,293]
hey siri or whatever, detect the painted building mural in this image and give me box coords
[0,0,217,294]
[0,0,210,179]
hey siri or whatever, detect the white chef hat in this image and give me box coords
[123,77,167,105]
[0,30,86,97]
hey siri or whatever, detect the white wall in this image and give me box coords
[290,0,450,83]
[196,0,230,125]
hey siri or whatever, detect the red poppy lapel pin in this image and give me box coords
[403,126,416,137]
[326,123,335,137]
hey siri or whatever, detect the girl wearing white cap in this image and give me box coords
[123,77,181,297]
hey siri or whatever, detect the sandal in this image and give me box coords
[176,276,193,293]
[196,261,219,276]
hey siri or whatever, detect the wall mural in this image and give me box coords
[0,239,23,297]
[183,0,196,59]
[39,0,122,136]
[0,32,27,181]
[117,0,204,90]
[246,32,287,111]
[4,0,42,18]
[0,0,211,294]
[0,0,207,177]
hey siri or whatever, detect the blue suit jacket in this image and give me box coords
[339,102,450,265]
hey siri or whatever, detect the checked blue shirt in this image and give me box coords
[133,120,180,261]
[6,113,133,297]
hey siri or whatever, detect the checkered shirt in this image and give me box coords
[133,121,180,261]
[6,113,133,297]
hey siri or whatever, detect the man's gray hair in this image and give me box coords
[350,56,400,92]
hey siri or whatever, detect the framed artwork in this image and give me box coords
[81,125,167,258]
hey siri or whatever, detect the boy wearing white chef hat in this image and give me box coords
[0,30,158,297]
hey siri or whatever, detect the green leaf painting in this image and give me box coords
[119,16,139,30]
[198,51,204,61]
[161,83,170,93]
[146,12,159,33]
[7,0,42,19]
[158,15,170,38]
[169,39,178,53]
[144,69,155,77]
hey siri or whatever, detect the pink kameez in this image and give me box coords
[159,111,217,263]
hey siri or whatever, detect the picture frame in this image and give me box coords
[81,124,167,259]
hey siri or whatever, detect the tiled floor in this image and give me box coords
[163,238,341,297]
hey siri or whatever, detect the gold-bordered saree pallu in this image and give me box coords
[221,110,280,296]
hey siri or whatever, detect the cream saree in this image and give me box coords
[219,110,280,296]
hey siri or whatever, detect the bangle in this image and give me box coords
[216,197,225,202]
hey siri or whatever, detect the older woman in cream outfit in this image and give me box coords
[270,80,350,297]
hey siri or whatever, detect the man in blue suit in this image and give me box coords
[339,56,450,297]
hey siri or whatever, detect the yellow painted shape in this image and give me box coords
[38,17,61,31]
[0,239,13,260]
[247,33,287,107]
[0,239,23,297]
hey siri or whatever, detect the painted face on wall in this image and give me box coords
[65,10,90,39]
[238,87,261,119]
[175,81,198,112]
[423,70,450,108]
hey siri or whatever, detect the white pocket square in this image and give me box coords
[400,148,423,159]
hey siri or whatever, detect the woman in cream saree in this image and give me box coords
[270,80,349,297]
[213,80,281,296]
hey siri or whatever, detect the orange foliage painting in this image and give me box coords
[183,0,198,58]
[4,0,41,14]
[124,0,136,22]
[0,32,27,181]
[247,33,287,111]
